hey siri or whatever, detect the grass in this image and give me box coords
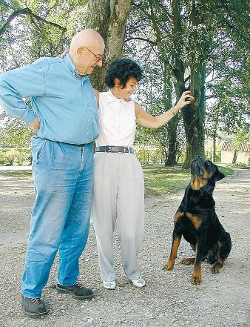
[143,164,234,198]
[0,164,234,198]
[0,170,32,178]
[143,164,190,197]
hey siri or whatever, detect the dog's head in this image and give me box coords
[190,156,225,190]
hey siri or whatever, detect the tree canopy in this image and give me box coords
[0,0,249,166]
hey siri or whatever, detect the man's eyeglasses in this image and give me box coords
[84,46,103,62]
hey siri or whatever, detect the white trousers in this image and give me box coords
[92,152,145,281]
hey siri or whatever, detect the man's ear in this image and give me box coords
[77,47,84,55]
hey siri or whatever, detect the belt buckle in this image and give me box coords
[107,146,112,153]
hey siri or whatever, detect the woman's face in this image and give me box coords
[116,77,138,101]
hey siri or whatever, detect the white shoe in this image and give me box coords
[103,280,116,290]
[131,276,146,288]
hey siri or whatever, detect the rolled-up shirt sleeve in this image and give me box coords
[0,62,46,125]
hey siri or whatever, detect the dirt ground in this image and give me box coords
[0,167,249,327]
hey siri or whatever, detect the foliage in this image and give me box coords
[0,0,88,72]
[0,118,32,165]
[135,146,164,165]
[125,0,250,166]
[1,148,31,165]
[231,128,250,162]
[0,118,32,148]
[0,0,249,167]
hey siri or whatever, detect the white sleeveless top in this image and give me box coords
[95,90,136,147]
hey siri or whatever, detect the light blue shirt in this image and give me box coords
[0,54,99,144]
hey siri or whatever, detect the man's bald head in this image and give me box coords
[69,29,105,56]
[68,29,105,76]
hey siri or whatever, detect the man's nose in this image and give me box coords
[96,59,103,67]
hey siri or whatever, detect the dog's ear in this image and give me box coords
[214,170,225,181]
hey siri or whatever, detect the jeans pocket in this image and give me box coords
[32,137,46,164]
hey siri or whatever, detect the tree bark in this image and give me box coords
[182,66,206,168]
[171,0,206,168]
[86,0,132,90]
[164,116,179,165]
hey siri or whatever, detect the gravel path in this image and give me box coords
[0,168,249,327]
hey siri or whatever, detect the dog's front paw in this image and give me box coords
[191,274,202,285]
[162,260,174,270]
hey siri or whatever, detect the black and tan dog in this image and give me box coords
[163,156,232,284]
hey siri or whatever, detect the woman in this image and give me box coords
[93,58,193,290]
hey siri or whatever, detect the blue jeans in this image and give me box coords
[22,138,94,298]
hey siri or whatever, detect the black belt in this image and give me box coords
[59,142,86,147]
[95,146,134,153]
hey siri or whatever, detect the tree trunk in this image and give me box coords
[165,116,179,165]
[86,0,132,90]
[212,134,216,162]
[211,112,219,162]
[232,150,237,164]
[161,66,180,165]
[182,66,206,168]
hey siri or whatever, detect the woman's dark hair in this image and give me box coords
[104,58,143,88]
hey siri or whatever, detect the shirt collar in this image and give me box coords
[64,53,88,80]
[106,90,130,104]
[64,53,75,74]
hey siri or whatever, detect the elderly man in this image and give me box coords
[0,29,105,317]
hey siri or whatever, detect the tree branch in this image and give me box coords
[0,7,66,38]
[124,36,156,45]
